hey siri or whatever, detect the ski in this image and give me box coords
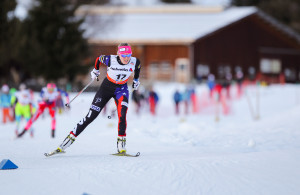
[44,148,65,157]
[45,149,139,157]
[111,152,140,157]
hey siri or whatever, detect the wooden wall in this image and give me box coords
[89,44,190,81]
[193,14,300,82]
[88,13,300,83]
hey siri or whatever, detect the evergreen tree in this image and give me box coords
[231,0,300,34]
[19,0,90,81]
[0,0,19,82]
[259,0,300,33]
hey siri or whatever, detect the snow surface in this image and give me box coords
[1,82,300,195]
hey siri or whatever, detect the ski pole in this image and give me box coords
[65,77,98,108]
[245,88,255,120]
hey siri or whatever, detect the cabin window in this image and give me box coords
[161,61,171,72]
[284,68,296,81]
[150,62,159,71]
[260,58,281,74]
[197,64,210,77]
[248,66,255,75]
[218,66,224,78]
[148,62,159,79]
[235,66,242,73]
[149,61,173,80]
[224,66,231,74]
[218,65,231,78]
[248,66,256,80]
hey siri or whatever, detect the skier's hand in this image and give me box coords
[90,68,100,80]
[45,99,51,105]
[42,97,49,102]
[132,79,140,90]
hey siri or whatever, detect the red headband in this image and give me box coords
[118,46,132,54]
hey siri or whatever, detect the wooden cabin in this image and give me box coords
[77,5,300,83]
[193,10,300,83]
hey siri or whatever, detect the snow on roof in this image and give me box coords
[77,5,257,45]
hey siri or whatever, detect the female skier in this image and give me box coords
[48,43,141,155]
[13,84,36,136]
[17,83,69,138]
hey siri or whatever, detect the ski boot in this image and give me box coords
[17,128,28,138]
[44,133,76,157]
[44,147,65,157]
[30,130,34,138]
[117,136,126,154]
[59,132,76,150]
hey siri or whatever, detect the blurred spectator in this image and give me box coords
[181,88,191,114]
[173,90,182,115]
[132,89,142,114]
[139,86,148,112]
[9,87,17,120]
[207,74,216,99]
[214,82,223,102]
[236,70,244,98]
[189,85,198,113]
[56,88,69,114]
[149,88,159,116]
[224,72,232,99]
[0,84,13,123]
[66,83,72,92]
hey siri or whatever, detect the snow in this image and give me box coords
[15,0,34,20]
[1,83,300,195]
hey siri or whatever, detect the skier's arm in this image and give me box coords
[94,55,111,70]
[40,88,49,103]
[132,59,141,90]
[92,55,111,79]
[40,90,44,100]
[134,58,141,80]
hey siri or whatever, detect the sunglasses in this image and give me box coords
[121,54,132,58]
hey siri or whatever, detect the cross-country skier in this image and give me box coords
[17,83,69,138]
[50,43,141,155]
[13,84,36,136]
[149,87,159,115]
[0,84,13,123]
[173,90,181,115]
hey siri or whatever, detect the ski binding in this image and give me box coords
[44,148,65,157]
[111,152,140,157]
